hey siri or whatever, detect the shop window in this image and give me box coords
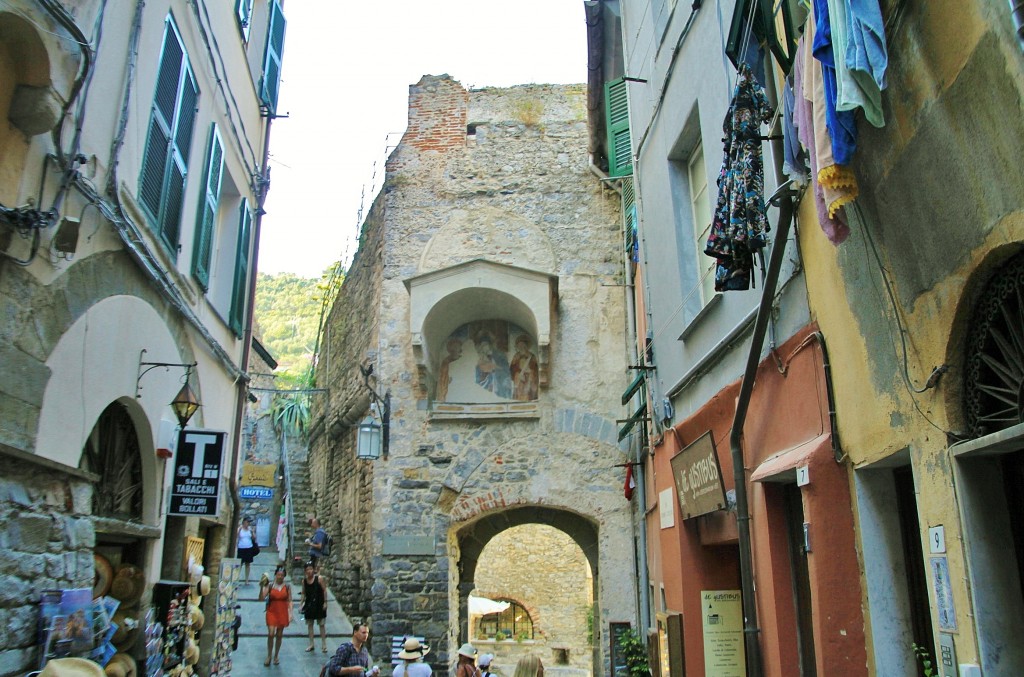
[477,600,534,640]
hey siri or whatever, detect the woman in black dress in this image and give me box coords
[300,560,328,652]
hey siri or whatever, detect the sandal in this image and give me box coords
[305,646,315,652]
[264,658,271,667]
[322,646,328,653]
[273,658,280,665]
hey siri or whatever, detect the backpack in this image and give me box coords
[321,532,334,557]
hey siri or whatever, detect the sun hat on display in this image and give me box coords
[479,653,494,667]
[457,643,478,659]
[93,554,114,598]
[397,637,430,660]
[38,657,106,677]
[109,564,145,605]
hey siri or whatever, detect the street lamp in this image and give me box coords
[136,349,201,428]
[357,363,390,460]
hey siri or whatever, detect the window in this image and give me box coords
[605,78,632,178]
[726,0,808,73]
[476,600,534,640]
[688,145,715,305]
[139,17,198,253]
[191,124,224,290]
[235,0,253,41]
[229,201,253,336]
[260,0,286,112]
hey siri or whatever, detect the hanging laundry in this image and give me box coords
[826,0,885,126]
[795,17,855,243]
[782,77,809,182]
[705,64,774,291]
[846,0,889,96]
[811,0,858,164]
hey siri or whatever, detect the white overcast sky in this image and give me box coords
[257,1,590,278]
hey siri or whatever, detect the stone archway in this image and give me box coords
[456,506,599,674]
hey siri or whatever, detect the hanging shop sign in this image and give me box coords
[701,590,745,677]
[670,430,727,519]
[239,486,274,500]
[169,430,226,517]
[241,462,277,487]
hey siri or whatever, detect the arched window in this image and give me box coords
[477,600,534,640]
[964,250,1024,437]
[80,402,143,520]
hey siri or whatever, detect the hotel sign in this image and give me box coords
[670,431,727,519]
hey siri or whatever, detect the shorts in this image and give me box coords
[238,546,258,564]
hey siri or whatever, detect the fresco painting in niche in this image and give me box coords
[435,320,539,403]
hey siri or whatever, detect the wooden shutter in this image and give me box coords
[229,202,253,337]
[260,0,286,111]
[192,125,223,289]
[139,18,199,252]
[605,78,632,178]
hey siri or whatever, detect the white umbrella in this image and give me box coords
[469,595,510,615]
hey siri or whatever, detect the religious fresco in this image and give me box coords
[435,320,539,403]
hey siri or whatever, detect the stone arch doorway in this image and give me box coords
[456,506,599,675]
[80,401,144,521]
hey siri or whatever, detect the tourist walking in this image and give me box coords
[237,516,258,584]
[306,517,328,568]
[455,643,480,677]
[479,653,496,677]
[512,654,544,677]
[326,623,379,676]
[301,561,329,653]
[259,565,292,666]
[393,637,431,676]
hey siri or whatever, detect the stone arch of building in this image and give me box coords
[454,505,599,655]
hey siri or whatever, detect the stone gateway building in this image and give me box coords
[309,75,637,675]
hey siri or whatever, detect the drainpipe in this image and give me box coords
[730,181,795,677]
[229,108,275,550]
[1011,0,1024,50]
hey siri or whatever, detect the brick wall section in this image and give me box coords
[404,75,469,153]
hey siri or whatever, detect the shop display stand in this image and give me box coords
[210,558,242,676]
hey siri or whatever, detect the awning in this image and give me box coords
[469,595,510,615]
[750,433,832,483]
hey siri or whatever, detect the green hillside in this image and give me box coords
[254,272,323,377]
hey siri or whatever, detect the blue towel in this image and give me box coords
[812,0,858,164]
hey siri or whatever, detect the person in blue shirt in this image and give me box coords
[306,518,327,567]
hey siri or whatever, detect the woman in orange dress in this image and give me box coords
[259,565,292,666]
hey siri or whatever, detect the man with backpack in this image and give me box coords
[306,518,332,568]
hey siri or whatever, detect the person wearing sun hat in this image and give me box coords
[479,653,496,677]
[393,636,432,676]
[455,642,480,677]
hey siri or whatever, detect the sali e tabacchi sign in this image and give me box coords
[169,429,226,517]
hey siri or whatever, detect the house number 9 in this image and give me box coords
[929,525,946,554]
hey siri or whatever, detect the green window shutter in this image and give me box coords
[229,201,253,337]
[236,0,253,40]
[192,125,223,290]
[726,0,805,73]
[605,78,632,178]
[139,17,199,253]
[260,0,286,111]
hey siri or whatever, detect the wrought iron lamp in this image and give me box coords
[356,363,390,460]
[136,349,201,428]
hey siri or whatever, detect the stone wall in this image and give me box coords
[473,524,592,672]
[0,448,95,675]
[313,75,635,675]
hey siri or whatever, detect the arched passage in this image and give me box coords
[456,506,600,674]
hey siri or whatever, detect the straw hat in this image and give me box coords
[457,642,477,659]
[110,611,138,647]
[397,637,430,660]
[39,658,106,677]
[189,604,205,631]
[109,565,145,605]
[184,638,200,666]
[93,554,114,598]
[103,654,135,677]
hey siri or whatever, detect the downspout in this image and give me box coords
[229,108,275,549]
[730,181,795,677]
[1011,0,1024,50]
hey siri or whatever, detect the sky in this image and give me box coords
[257,1,591,278]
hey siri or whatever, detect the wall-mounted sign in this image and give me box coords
[671,431,727,519]
[659,488,675,529]
[382,534,435,556]
[701,590,745,677]
[169,430,226,517]
[241,462,277,487]
[239,486,274,500]
[930,556,958,631]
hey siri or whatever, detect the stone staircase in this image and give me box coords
[284,437,317,579]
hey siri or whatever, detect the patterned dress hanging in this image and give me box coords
[705,64,774,291]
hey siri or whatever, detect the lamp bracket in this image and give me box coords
[135,348,197,398]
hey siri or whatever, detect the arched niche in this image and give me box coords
[404,259,557,402]
[0,12,60,137]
